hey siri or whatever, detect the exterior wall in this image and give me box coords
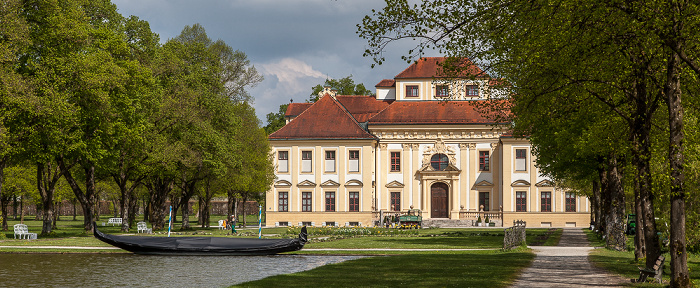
[396,78,490,100]
[376,87,396,100]
[266,140,376,227]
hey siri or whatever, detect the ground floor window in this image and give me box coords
[516,191,527,212]
[325,221,335,227]
[391,192,401,211]
[349,192,359,212]
[278,222,289,226]
[479,192,490,211]
[302,192,312,212]
[325,192,336,212]
[302,221,312,226]
[566,192,576,212]
[278,192,288,212]
[541,192,551,212]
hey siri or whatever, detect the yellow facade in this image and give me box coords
[266,58,590,228]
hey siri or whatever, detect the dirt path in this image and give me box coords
[510,228,627,288]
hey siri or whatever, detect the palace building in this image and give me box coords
[265,57,590,228]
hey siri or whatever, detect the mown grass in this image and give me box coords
[232,250,535,288]
[584,229,700,287]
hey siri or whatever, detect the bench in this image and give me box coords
[137,222,152,234]
[631,255,664,283]
[13,224,37,240]
[107,218,122,226]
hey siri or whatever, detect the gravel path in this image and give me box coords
[510,228,627,288]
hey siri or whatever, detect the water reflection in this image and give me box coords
[0,254,363,288]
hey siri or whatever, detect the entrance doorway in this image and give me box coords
[431,182,449,218]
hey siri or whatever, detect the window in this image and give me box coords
[479,192,490,211]
[436,85,449,98]
[515,149,527,171]
[325,221,336,227]
[466,85,479,97]
[390,152,401,172]
[348,222,359,227]
[278,151,288,173]
[349,192,359,212]
[278,221,289,226]
[301,150,312,172]
[302,192,312,212]
[541,192,551,212]
[479,151,490,171]
[516,191,527,212]
[325,192,335,212]
[349,150,360,172]
[406,85,419,97]
[302,221,312,226]
[325,150,335,172]
[391,192,401,211]
[430,154,449,171]
[566,192,576,212]
[278,192,288,212]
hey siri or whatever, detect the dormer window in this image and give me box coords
[406,85,419,97]
[430,154,449,171]
[436,85,449,98]
[466,85,479,97]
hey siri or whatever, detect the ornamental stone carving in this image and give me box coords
[421,139,457,167]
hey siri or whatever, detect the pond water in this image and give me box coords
[0,254,363,287]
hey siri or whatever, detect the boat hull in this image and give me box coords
[94,224,307,256]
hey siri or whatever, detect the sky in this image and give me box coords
[112,0,431,123]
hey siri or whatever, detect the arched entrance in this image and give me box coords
[431,182,449,218]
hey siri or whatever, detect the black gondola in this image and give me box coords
[94,223,307,255]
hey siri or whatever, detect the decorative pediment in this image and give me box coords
[345,180,363,187]
[418,162,461,172]
[320,180,340,187]
[274,180,292,188]
[297,180,317,187]
[535,180,555,187]
[385,180,405,188]
[511,180,531,187]
[421,138,458,167]
[474,180,494,187]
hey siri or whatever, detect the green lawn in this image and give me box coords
[584,230,700,287]
[233,250,535,288]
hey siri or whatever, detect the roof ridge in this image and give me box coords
[330,95,373,135]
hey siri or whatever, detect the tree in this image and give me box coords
[264,103,290,135]
[307,76,372,102]
[358,1,697,284]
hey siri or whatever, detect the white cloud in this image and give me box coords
[260,58,327,94]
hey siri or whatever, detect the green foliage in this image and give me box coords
[307,75,372,102]
[263,103,289,135]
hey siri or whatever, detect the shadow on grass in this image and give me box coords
[234,251,535,288]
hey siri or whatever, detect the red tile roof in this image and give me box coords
[285,103,313,117]
[269,95,376,140]
[395,57,485,79]
[336,95,393,122]
[375,79,395,87]
[368,100,509,125]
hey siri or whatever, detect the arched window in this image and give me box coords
[430,154,449,171]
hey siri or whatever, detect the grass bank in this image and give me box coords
[233,250,534,288]
[584,230,700,286]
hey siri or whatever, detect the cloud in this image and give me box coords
[260,58,326,94]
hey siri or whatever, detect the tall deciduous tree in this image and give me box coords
[358,1,697,284]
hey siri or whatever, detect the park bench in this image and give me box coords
[137,222,152,234]
[13,224,37,240]
[631,255,664,283]
[107,218,122,226]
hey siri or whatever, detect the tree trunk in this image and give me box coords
[630,77,658,265]
[146,177,172,230]
[242,195,248,227]
[591,180,602,232]
[59,159,97,233]
[227,190,236,227]
[37,161,62,235]
[665,48,690,287]
[178,180,197,230]
[598,167,609,235]
[0,158,5,230]
[604,156,626,251]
